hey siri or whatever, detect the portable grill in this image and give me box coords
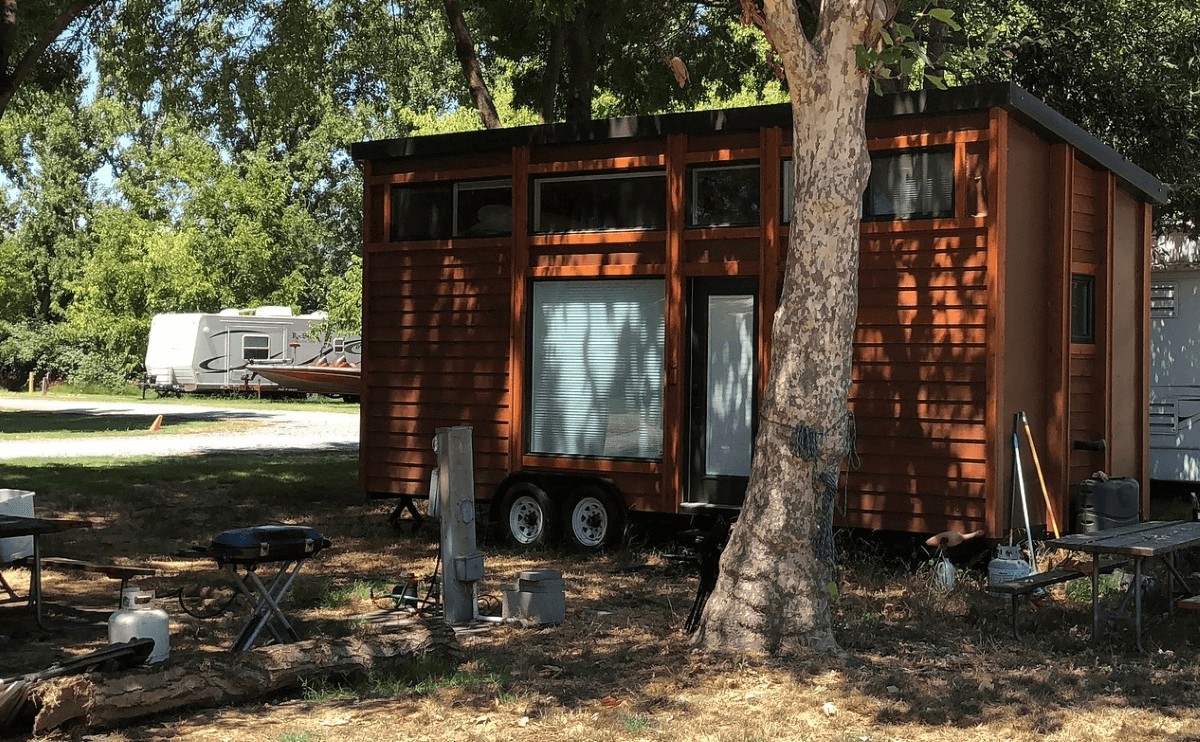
[208,525,331,652]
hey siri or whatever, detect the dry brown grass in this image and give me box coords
[5,458,1200,742]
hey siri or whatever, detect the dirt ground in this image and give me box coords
[5,458,1200,742]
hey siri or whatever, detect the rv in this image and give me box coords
[1151,268,1200,483]
[141,307,362,395]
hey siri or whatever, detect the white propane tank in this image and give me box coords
[109,587,170,663]
[988,544,1031,595]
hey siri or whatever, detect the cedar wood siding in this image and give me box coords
[360,155,515,502]
[839,113,993,534]
[354,85,1164,538]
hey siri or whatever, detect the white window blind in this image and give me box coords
[530,280,665,459]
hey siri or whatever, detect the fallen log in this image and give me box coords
[27,621,460,734]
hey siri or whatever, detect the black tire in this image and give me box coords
[562,484,624,552]
[500,482,557,548]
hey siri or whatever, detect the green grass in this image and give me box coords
[0,389,359,413]
[300,656,508,703]
[315,578,393,610]
[0,452,360,502]
[0,408,263,439]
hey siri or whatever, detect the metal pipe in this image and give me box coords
[1013,423,1038,574]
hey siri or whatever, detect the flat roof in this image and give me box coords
[351,82,1167,205]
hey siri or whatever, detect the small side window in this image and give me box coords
[243,335,271,361]
[1071,274,1096,344]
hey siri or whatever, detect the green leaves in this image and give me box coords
[856,3,960,93]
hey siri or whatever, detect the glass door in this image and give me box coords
[686,278,757,506]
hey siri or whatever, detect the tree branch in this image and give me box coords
[0,0,104,120]
[442,0,501,130]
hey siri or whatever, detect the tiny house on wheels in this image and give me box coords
[351,83,1166,549]
[142,307,362,395]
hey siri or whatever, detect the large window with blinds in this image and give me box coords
[529,279,665,459]
[862,148,955,221]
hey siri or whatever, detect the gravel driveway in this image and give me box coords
[0,396,358,460]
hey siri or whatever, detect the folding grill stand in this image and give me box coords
[222,558,306,653]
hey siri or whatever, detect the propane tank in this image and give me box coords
[108,587,170,663]
[988,544,1031,595]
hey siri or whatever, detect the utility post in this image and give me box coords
[434,426,484,624]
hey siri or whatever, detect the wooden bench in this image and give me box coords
[1177,596,1200,611]
[992,558,1128,639]
[35,557,157,598]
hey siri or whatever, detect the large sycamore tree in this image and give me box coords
[693,0,895,655]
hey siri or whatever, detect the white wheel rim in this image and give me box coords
[571,496,608,547]
[509,494,544,544]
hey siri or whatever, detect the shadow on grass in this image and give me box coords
[0,408,264,437]
[7,457,1200,741]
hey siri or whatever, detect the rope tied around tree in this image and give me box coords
[773,410,860,562]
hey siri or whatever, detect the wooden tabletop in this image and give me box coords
[1048,521,1200,558]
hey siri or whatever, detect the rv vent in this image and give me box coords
[1151,283,1176,318]
[1149,400,1176,436]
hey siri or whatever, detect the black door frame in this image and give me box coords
[685,277,759,507]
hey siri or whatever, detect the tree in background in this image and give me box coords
[0,0,106,121]
[468,0,779,123]
[941,0,1200,236]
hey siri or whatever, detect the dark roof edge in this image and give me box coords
[868,82,1168,205]
[352,82,1167,205]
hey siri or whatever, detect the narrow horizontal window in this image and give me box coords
[532,171,666,234]
[863,148,955,221]
[390,179,513,241]
[688,163,759,228]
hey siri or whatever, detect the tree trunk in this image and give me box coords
[25,626,460,733]
[692,0,876,656]
[442,0,502,130]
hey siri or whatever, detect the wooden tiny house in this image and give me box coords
[351,83,1167,548]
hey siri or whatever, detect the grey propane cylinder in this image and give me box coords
[434,426,485,624]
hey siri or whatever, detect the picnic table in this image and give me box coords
[0,515,91,629]
[1047,520,1200,651]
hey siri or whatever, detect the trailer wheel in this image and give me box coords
[500,482,557,548]
[563,484,623,552]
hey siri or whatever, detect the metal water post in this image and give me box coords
[434,426,485,624]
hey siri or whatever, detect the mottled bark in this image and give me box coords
[442,0,501,130]
[693,0,880,656]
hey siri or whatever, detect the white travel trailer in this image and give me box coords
[141,307,362,395]
[1151,268,1200,482]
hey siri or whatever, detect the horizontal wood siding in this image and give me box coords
[361,243,512,499]
[1067,162,1107,487]
[845,227,990,533]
